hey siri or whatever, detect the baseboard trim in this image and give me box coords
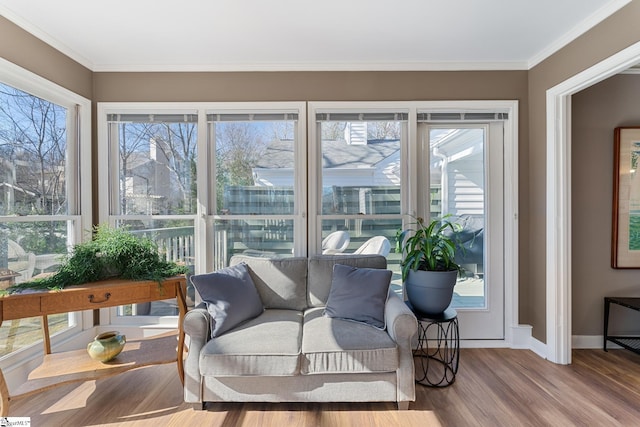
[530,336,548,359]
[572,335,621,349]
[509,324,533,349]
[460,339,509,348]
[458,324,534,350]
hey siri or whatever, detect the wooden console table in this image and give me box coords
[0,276,187,416]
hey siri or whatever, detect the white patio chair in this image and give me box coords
[322,231,350,254]
[7,239,36,283]
[353,236,391,257]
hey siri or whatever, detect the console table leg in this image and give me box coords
[0,367,11,416]
[41,315,51,354]
[176,281,187,385]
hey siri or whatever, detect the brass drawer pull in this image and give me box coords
[88,292,111,303]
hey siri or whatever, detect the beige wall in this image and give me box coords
[93,71,526,102]
[572,74,640,335]
[0,17,92,99]
[528,0,640,341]
[5,0,640,344]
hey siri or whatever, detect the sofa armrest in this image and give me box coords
[385,291,418,343]
[183,303,213,403]
[184,303,212,342]
[385,291,418,405]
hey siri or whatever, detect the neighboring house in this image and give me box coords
[0,182,36,214]
[252,126,484,218]
[0,156,63,215]
[122,138,173,215]
[254,121,401,189]
[254,137,400,187]
[430,128,485,217]
[253,136,400,215]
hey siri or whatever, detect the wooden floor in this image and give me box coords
[9,348,640,426]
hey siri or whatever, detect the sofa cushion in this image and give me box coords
[324,264,391,329]
[200,309,303,376]
[307,254,387,307]
[190,263,264,338]
[301,308,398,375]
[230,255,308,311]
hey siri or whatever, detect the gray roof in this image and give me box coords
[255,139,400,169]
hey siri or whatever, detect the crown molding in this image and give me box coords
[91,61,529,73]
[0,5,95,70]
[527,0,631,69]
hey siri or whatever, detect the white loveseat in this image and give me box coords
[183,254,418,410]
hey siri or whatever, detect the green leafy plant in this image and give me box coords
[395,216,462,281]
[5,225,189,294]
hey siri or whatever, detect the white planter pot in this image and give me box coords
[405,269,457,315]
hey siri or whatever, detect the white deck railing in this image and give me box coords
[131,226,195,264]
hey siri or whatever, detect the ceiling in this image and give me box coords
[0,0,630,72]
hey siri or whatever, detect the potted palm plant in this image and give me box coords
[396,215,462,315]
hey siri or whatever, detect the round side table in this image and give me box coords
[408,303,459,387]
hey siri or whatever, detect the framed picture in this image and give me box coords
[612,127,640,268]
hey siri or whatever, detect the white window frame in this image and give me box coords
[0,59,92,375]
[205,103,308,263]
[97,102,307,327]
[308,101,417,255]
[414,100,519,346]
[97,100,519,347]
[98,103,200,327]
[310,100,519,346]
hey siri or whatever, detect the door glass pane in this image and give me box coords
[430,128,486,309]
[109,115,198,215]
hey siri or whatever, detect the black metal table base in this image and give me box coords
[412,306,459,387]
[604,297,640,355]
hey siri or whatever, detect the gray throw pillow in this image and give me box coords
[324,264,392,329]
[190,263,264,338]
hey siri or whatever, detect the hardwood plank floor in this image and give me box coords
[9,348,640,426]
